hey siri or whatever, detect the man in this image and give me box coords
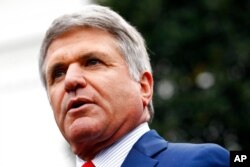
[39,4,229,167]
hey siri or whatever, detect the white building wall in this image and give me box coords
[0,0,90,166]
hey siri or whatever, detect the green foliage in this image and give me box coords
[94,0,250,150]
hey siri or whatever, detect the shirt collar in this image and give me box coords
[76,122,150,167]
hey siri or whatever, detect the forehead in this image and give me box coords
[44,27,123,65]
[48,27,117,55]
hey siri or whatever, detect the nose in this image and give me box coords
[64,63,87,93]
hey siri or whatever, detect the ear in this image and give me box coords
[140,71,154,108]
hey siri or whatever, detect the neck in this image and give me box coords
[74,121,148,160]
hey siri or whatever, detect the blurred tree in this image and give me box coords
[94,0,250,150]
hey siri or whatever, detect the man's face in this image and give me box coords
[43,27,152,156]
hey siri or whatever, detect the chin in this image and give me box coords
[66,124,104,158]
[66,118,104,143]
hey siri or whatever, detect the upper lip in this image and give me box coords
[66,97,92,112]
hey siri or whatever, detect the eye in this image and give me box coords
[51,66,66,82]
[85,58,102,66]
[53,68,65,78]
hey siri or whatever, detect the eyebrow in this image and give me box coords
[82,51,109,60]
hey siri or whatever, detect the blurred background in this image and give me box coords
[94,0,250,150]
[0,0,89,166]
[0,0,249,166]
[94,0,250,151]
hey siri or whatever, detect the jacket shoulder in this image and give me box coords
[156,142,229,167]
[123,130,229,167]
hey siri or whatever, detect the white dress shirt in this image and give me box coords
[76,122,150,167]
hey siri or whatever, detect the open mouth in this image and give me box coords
[71,101,86,109]
[67,98,91,112]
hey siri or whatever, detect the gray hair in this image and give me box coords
[39,4,154,121]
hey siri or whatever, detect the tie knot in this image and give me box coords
[82,160,95,167]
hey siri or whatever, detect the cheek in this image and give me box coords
[48,86,65,123]
[105,81,143,117]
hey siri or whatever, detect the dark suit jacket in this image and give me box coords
[122,130,229,167]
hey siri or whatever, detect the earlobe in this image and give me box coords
[140,71,153,107]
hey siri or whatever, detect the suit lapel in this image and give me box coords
[121,148,158,167]
[121,130,168,167]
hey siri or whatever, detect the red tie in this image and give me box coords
[82,161,95,167]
